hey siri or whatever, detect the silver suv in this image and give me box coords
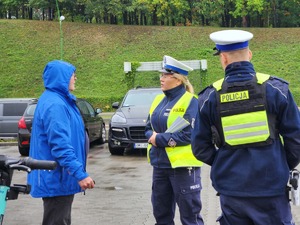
[0,98,37,138]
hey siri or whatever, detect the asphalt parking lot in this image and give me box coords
[0,144,299,225]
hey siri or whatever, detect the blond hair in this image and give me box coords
[173,73,194,94]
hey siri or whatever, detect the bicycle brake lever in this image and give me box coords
[9,164,31,173]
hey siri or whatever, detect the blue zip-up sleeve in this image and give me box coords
[43,101,88,181]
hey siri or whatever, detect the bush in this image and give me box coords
[80,95,124,112]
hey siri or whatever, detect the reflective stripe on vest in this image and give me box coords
[147,94,164,163]
[147,92,203,168]
[221,111,270,146]
[213,73,271,148]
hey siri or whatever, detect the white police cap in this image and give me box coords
[210,30,253,55]
[159,55,193,76]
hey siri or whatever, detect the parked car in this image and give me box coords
[108,87,162,155]
[0,98,37,138]
[17,98,106,156]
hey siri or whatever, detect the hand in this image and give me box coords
[148,132,157,147]
[79,176,95,190]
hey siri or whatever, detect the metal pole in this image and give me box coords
[56,0,64,60]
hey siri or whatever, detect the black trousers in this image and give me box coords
[42,195,74,225]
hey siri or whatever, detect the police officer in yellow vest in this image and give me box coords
[191,30,300,225]
[145,55,204,225]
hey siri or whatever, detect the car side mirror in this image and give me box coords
[112,102,119,109]
[95,108,102,114]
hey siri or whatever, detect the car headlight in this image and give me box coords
[111,114,127,124]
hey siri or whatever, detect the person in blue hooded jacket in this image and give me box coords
[191,30,300,225]
[28,60,95,225]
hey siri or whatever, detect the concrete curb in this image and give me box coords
[0,142,17,146]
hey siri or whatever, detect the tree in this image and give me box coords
[194,0,225,26]
[1,0,300,26]
[230,0,266,27]
[272,0,300,27]
[29,0,56,20]
[2,0,27,18]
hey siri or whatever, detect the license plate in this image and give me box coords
[134,143,148,149]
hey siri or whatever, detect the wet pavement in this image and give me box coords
[0,144,299,225]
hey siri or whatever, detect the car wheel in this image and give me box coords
[100,124,107,144]
[108,141,125,155]
[96,124,106,144]
[19,146,29,156]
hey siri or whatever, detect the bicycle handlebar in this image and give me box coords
[0,155,57,172]
[21,157,57,170]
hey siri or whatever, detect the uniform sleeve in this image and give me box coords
[267,79,300,170]
[155,97,198,148]
[191,88,218,166]
[145,114,153,140]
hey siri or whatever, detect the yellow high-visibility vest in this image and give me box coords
[147,92,203,168]
[212,73,274,148]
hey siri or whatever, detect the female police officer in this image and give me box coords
[145,55,204,225]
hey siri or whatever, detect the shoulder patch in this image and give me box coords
[168,138,177,148]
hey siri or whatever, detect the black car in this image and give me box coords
[108,87,162,155]
[17,98,106,156]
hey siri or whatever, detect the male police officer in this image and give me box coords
[191,30,300,225]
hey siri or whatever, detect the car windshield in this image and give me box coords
[122,90,161,107]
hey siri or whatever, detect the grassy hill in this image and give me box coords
[0,20,299,110]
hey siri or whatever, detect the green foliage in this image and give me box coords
[0,20,299,111]
[123,61,141,90]
[232,0,265,17]
[2,0,300,27]
[80,95,123,112]
[199,70,208,92]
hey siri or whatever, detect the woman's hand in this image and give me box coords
[148,131,157,147]
[79,176,95,190]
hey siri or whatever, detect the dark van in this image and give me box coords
[0,98,37,138]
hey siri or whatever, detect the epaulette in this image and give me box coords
[266,75,290,97]
[197,85,214,96]
[269,75,289,85]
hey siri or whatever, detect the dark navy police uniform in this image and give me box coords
[192,61,300,225]
[146,84,204,225]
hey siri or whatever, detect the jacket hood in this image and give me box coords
[43,60,76,98]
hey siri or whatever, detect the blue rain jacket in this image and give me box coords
[192,61,300,197]
[145,85,198,168]
[28,60,88,198]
